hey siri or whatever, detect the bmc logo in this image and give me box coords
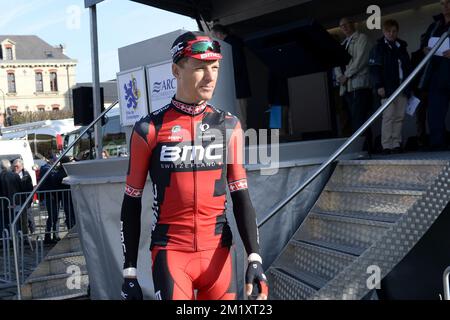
[160,144,223,162]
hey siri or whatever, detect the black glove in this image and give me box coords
[121,278,143,300]
[245,261,269,300]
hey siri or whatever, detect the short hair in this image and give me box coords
[12,158,23,167]
[339,17,355,26]
[211,24,229,36]
[0,159,11,171]
[175,56,188,67]
[383,19,399,30]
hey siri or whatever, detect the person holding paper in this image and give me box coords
[419,0,450,150]
[369,19,412,154]
[334,17,373,153]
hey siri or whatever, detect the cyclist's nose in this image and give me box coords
[203,67,215,82]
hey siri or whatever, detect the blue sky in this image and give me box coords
[0,0,198,82]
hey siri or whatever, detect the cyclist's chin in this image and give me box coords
[196,89,214,101]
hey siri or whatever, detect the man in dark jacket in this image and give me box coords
[369,19,412,154]
[13,159,34,234]
[0,159,23,232]
[39,159,59,244]
[53,156,75,230]
[419,0,450,150]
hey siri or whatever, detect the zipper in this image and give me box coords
[192,115,198,251]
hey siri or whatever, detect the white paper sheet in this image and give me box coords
[405,95,421,116]
[428,37,450,56]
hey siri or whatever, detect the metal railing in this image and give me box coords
[1,228,11,283]
[10,100,118,299]
[257,27,450,228]
[1,189,83,286]
[1,196,12,283]
[0,197,12,283]
[444,266,450,300]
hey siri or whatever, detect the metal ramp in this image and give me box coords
[268,158,450,300]
[20,229,89,300]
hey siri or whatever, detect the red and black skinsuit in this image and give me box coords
[120,97,260,300]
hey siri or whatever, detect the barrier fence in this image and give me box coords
[0,190,75,287]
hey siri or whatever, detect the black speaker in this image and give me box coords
[73,86,105,126]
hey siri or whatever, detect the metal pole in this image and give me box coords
[258,27,450,228]
[89,4,103,159]
[11,100,117,299]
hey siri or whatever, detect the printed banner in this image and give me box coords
[116,67,149,126]
[146,61,177,112]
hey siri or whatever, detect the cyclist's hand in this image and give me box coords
[121,278,143,300]
[245,259,268,300]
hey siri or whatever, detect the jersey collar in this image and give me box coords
[171,97,207,116]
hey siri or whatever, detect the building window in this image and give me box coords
[7,73,16,93]
[38,106,46,112]
[52,104,60,111]
[6,47,13,60]
[35,72,43,92]
[50,72,58,92]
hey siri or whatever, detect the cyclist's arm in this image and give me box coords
[120,119,154,275]
[227,118,260,258]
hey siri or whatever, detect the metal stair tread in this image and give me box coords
[309,211,394,227]
[270,267,326,291]
[36,292,88,300]
[26,270,88,284]
[290,239,357,259]
[45,251,84,261]
[299,239,365,256]
[337,159,448,166]
[64,232,79,239]
[282,268,328,290]
[323,185,425,195]
[310,208,400,223]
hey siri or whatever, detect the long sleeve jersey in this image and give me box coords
[120,97,260,269]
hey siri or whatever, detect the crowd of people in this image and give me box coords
[334,0,450,154]
[0,154,75,245]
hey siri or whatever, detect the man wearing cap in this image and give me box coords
[120,31,268,300]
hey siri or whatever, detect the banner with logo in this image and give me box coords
[117,66,149,126]
[146,61,177,112]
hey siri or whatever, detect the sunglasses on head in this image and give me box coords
[188,40,221,54]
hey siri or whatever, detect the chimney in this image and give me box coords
[54,44,66,54]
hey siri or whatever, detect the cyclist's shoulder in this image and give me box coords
[207,104,239,122]
[133,104,172,136]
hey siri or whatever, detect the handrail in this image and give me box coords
[11,100,118,299]
[258,27,450,228]
[444,266,450,300]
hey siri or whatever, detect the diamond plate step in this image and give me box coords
[330,160,447,189]
[300,238,365,256]
[36,292,88,300]
[295,211,393,253]
[31,252,86,278]
[267,268,317,300]
[272,240,357,284]
[21,271,88,300]
[65,232,78,239]
[45,236,81,256]
[312,208,400,223]
[315,186,423,216]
